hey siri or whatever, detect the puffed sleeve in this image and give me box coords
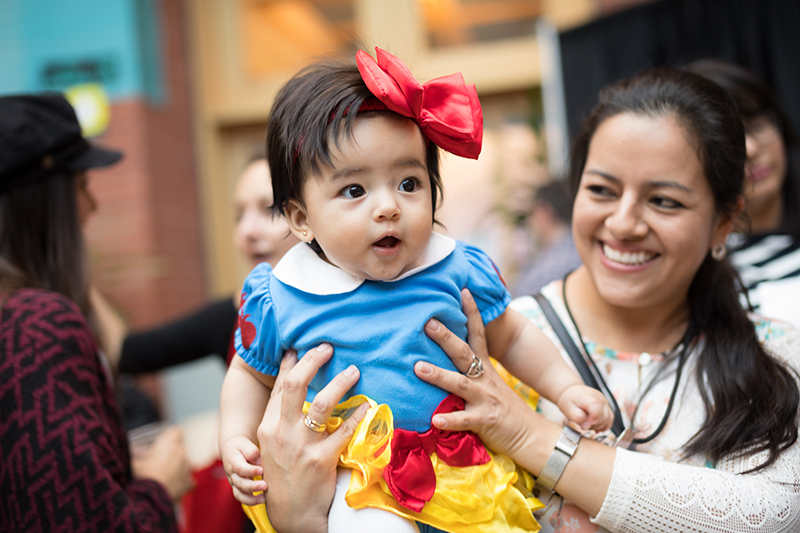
[234,263,283,376]
[460,242,512,324]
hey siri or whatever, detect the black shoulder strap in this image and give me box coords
[532,293,627,438]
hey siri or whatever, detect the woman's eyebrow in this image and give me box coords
[585,169,693,193]
[585,169,619,182]
[647,180,693,193]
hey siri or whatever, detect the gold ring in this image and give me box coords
[464,352,484,378]
[303,414,327,433]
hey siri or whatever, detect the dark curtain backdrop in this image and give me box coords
[559,0,800,140]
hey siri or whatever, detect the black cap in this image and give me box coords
[0,93,123,195]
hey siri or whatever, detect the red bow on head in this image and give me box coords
[356,47,483,160]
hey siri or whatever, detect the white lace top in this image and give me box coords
[510,283,800,533]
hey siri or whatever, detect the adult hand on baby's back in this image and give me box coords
[257,344,368,533]
[418,289,552,465]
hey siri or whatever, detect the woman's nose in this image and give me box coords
[605,198,647,238]
[237,211,258,240]
[745,134,759,160]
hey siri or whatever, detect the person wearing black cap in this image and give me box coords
[0,93,192,532]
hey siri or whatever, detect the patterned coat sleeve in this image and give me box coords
[0,289,177,532]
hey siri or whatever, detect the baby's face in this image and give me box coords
[287,114,433,281]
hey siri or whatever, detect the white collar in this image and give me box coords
[272,232,456,295]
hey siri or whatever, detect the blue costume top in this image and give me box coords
[235,233,510,432]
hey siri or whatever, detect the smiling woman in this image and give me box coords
[571,112,734,333]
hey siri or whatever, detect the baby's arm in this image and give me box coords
[219,354,276,505]
[485,308,612,430]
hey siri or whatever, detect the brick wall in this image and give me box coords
[84,0,206,329]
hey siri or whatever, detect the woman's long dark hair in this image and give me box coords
[686,59,800,238]
[0,171,90,317]
[569,67,799,471]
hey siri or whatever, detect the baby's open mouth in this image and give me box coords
[374,236,400,248]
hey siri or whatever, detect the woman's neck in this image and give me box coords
[562,267,690,354]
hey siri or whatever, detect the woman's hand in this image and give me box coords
[257,344,367,533]
[420,290,616,515]
[417,289,559,467]
[132,426,195,501]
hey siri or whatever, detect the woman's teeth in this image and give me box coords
[603,244,655,265]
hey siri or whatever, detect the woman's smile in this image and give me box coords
[600,242,658,267]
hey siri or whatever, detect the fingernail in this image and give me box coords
[316,343,331,351]
[416,361,432,374]
[461,289,474,303]
[426,319,440,332]
[432,415,447,428]
[344,365,357,376]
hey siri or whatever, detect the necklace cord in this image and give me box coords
[560,273,692,445]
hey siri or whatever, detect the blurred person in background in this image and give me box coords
[688,59,800,323]
[116,158,298,376]
[0,93,192,532]
[104,158,299,533]
[512,180,582,297]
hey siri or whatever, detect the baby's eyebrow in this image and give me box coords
[329,167,365,181]
[393,158,426,171]
[328,158,426,181]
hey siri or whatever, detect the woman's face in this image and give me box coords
[572,112,734,311]
[233,161,299,268]
[743,112,788,227]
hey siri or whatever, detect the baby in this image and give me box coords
[220,48,612,533]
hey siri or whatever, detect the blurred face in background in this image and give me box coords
[743,112,788,231]
[234,160,299,269]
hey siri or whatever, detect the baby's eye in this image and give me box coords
[651,196,684,209]
[399,178,420,193]
[341,185,366,199]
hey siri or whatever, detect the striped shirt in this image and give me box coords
[729,233,800,316]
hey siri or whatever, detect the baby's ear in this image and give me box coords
[284,199,313,243]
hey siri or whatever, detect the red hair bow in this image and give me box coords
[356,47,483,160]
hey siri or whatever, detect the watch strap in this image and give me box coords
[537,425,581,492]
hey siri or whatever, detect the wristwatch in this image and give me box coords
[536,425,581,492]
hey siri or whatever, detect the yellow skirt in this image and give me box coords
[244,378,542,533]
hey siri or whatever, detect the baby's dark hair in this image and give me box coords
[266,57,443,220]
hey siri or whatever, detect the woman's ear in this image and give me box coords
[284,199,313,242]
[711,195,744,246]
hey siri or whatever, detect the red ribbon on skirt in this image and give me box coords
[383,394,490,512]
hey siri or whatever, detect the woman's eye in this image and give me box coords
[341,185,366,199]
[399,178,420,193]
[651,196,684,209]
[586,184,614,197]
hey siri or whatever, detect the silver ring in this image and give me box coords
[464,352,484,378]
[303,414,327,433]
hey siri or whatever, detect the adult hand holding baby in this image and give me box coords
[254,345,367,533]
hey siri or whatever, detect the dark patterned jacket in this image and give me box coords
[0,288,177,532]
